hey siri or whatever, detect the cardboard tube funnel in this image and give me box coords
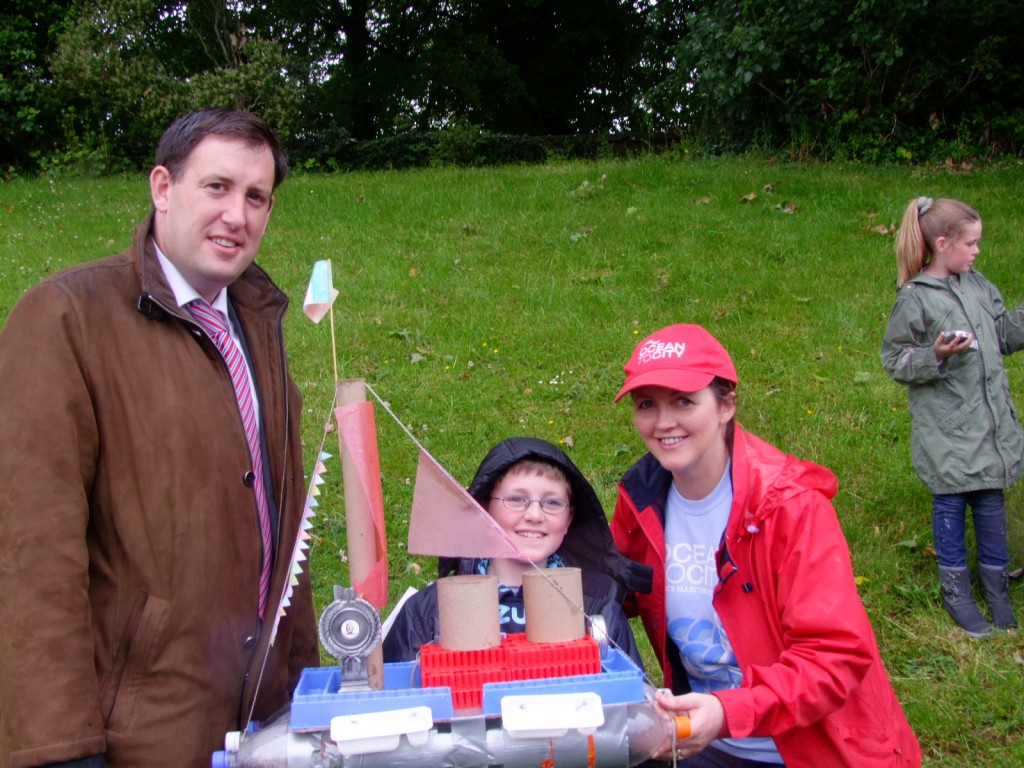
[335,378,384,689]
[522,567,585,643]
[437,574,500,650]
[336,380,376,586]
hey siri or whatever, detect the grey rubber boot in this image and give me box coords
[978,564,1019,630]
[938,566,993,638]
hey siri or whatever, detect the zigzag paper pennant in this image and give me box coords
[269,452,333,645]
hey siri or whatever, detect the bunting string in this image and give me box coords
[362,382,650,680]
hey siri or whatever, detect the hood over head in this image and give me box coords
[726,427,839,540]
[439,437,652,601]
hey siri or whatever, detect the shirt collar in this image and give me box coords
[153,241,230,317]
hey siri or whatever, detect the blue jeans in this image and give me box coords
[932,489,1010,569]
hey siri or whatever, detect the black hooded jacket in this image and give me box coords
[382,437,652,666]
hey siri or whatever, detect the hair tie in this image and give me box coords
[917,196,933,216]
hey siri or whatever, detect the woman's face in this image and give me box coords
[631,385,735,499]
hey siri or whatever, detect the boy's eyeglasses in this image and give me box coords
[491,495,571,515]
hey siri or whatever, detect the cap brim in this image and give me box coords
[613,369,716,402]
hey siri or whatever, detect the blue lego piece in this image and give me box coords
[480,647,645,716]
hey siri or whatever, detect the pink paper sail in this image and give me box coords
[335,401,389,609]
[407,449,527,560]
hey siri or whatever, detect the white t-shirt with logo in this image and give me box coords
[664,465,783,764]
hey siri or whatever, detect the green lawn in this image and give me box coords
[2,155,1022,765]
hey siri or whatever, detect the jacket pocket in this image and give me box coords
[105,592,170,734]
[936,399,971,434]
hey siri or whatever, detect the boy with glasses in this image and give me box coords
[383,437,650,665]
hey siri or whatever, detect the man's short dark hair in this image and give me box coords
[155,108,288,190]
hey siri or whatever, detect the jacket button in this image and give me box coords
[244,635,257,649]
[243,471,256,487]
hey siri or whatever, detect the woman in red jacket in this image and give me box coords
[611,324,921,768]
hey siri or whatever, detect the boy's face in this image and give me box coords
[487,468,573,566]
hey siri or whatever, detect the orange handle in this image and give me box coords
[675,715,692,740]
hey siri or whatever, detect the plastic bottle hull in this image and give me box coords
[214,690,681,768]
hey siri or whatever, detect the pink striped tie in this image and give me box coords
[188,299,273,618]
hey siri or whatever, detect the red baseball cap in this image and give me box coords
[614,324,738,402]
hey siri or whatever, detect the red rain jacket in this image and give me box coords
[611,425,921,767]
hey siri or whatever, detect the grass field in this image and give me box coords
[2,155,1023,765]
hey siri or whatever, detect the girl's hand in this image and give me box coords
[652,690,725,760]
[934,331,973,362]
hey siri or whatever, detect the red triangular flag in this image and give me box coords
[407,449,526,559]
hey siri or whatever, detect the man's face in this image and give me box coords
[149,134,276,302]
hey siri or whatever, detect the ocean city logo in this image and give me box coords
[637,340,686,364]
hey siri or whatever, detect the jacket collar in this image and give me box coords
[619,452,672,523]
[905,269,973,292]
[132,213,289,325]
[620,424,838,542]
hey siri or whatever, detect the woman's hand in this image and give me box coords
[934,331,973,362]
[651,690,725,760]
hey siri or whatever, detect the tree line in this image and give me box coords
[2,0,1021,174]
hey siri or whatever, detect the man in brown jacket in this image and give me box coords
[0,109,320,767]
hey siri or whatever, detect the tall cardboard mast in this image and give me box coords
[335,379,386,689]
